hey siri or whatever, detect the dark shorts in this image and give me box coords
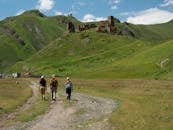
[66,88,71,94]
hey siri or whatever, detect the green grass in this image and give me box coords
[9,30,173,80]
[72,78,173,130]
[15,93,50,122]
[9,31,152,74]
[1,10,173,76]
[1,77,173,130]
[0,78,32,114]
[0,10,72,71]
[117,20,173,42]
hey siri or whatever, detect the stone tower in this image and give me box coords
[108,16,114,27]
[67,22,75,33]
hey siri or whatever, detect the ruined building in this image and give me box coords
[96,16,120,34]
[67,22,75,33]
[78,23,97,32]
[108,16,115,26]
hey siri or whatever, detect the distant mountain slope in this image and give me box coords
[1,10,173,79]
[0,10,79,71]
[89,39,173,79]
[9,30,173,79]
[3,30,158,77]
[117,20,173,41]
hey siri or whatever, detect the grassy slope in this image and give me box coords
[6,31,152,75]
[89,39,173,79]
[118,20,173,42]
[2,13,173,79]
[10,29,173,79]
[0,10,78,71]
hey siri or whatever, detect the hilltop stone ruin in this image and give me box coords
[67,21,75,33]
[96,16,120,34]
[78,23,97,32]
[67,16,121,35]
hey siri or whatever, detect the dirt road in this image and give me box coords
[2,80,117,130]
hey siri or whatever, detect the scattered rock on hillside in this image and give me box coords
[2,26,26,46]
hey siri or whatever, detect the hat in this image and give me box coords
[66,77,70,80]
[41,75,44,78]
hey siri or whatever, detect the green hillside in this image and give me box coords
[0,10,79,71]
[8,29,173,79]
[1,10,173,79]
[117,20,173,41]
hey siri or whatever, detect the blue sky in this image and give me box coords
[0,0,173,24]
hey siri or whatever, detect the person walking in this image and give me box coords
[39,75,47,100]
[50,74,58,101]
[65,77,73,100]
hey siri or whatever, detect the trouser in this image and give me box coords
[51,87,57,100]
[66,88,71,100]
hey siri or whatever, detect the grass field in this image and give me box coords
[0,78,32,114]
[0,78,50,123]
[71,78,173,130]
[1,78,173,130]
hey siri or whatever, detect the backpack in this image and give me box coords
[51,80,57,87]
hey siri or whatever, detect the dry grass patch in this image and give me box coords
[71,78,173,130]
[0,78,32,114]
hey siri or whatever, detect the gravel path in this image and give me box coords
[1,80,117,130]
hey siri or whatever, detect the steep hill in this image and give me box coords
[1,10,173,79]
[8,30,173,79]
[116,20,173,41]
[0,10,79,71]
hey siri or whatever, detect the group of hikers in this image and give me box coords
[39,74,73,101]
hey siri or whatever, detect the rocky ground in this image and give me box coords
[1,80,117,130]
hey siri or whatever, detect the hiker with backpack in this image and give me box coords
[65,77,73,100]
[50,74,58,101]
[39,75,47,100]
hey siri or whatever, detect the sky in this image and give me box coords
[0,0,173,25]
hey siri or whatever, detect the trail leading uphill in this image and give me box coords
[3,80,117,130]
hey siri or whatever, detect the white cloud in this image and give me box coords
[16,9,25,16]
[109,0,121,10]
[110,0,121,4]
[127,8,173,25]
[55,11,68,16]
[111,5,117,10]
[120,11,135,16]
[36,0,54,11]
[55,11,63,16]
[82,14,106,22]
[161,0,173,7]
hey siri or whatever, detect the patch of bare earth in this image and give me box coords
[2,80,117,130]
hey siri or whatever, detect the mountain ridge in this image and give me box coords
[1,10,173,79]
